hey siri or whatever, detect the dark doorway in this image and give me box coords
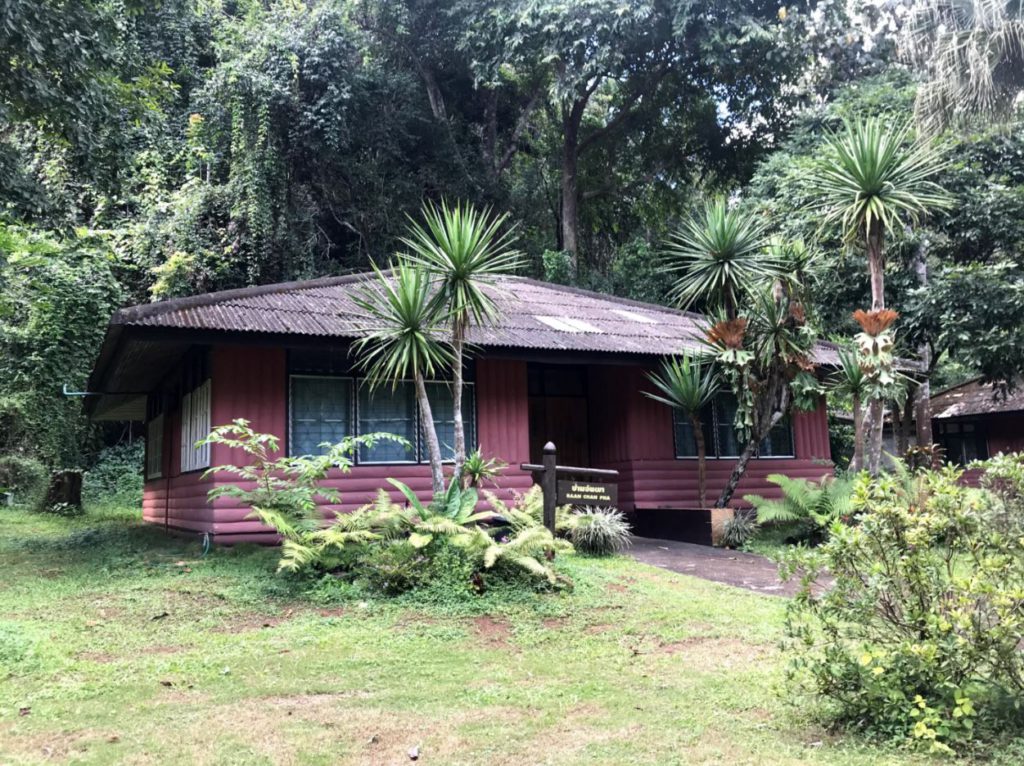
[527,364,590,465]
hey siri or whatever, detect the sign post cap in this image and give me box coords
[543,441,556,454]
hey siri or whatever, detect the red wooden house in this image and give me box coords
[86,275,835,543]
[931,377,1024,463]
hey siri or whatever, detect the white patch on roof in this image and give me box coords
[609,308,658,324]
[534,315,603,333]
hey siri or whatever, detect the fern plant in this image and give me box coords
[745,473,854,544]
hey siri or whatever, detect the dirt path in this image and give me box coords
[629,536,802,597]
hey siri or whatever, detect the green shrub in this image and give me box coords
[745,473,853,544]
[780,464,1024,755]
[358,541,428,595]
[83,441,144,506]
[720,512,758,548]
[0,454,47,506]
[568,507,631,556]
[484,485,574,535]
[974,451,1024,536]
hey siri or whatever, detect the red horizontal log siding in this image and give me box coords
[140,347,833,542]
[199,352,535,543]
[588,364,832,510]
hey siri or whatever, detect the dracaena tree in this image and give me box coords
[643,353,719,509]
[666,201,821,507]
[402,200,523,485]
[810,117,950,474]
[830,345,870,472]
[352,261,452,494]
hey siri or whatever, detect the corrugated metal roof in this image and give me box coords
[931,377,1024,419]
[110,273,846,363]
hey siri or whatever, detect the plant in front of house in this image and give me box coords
[779,463,1024,755]
[568,507,632,556]
[353,261,453,494]
[402,200,524,486]
[483,485,575,536]
[745,473,854,545]
[462,448,507,488]
[644,353,719,508]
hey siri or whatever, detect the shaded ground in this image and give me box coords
[629,536,802,596]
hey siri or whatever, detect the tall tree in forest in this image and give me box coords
[809,117,950,474]
[402,201,523,484]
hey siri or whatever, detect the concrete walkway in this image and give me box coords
[629,536,799,597]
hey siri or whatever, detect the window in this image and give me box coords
[425,381,476,461]
[937,421,988,466]
[146,414,164,479]
[673,393,794,459]
[287,375,476,464]
[180,379,211,472]
[358,382,418,463]
[289,376,353,456]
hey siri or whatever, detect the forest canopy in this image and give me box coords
[2,0,1023,470]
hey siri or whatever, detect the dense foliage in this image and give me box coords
[781,462,1024,754]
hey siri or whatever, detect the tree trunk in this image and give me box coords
[717,437,758,508]
[41,470,82,513]
[864,219,886,474]
[692,415,707,509]
[560,101,584,273]
[451,329,467,487]
[912,236,934,446]
[851,393,864,472]
[414,372,444,494]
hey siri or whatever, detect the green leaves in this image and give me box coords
[663,197,780,318]
[352,261,453,390]
[643,353,719,418]
[811,117,952,242]
[402,200,524,332]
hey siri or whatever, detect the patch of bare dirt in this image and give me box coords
[76,650,116,663]
[140,644,183,655]
[542,617,567,630]
[472,616,512,648]
[654,635,774,669]
[584,623,612,635]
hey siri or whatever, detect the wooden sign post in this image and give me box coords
[521,442,619,534]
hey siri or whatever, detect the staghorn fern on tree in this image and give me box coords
[745,473,854,544]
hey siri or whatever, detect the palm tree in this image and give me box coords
[644,354,719,508]
[811,117,950,474]
[901,0,1024,134]
[831,346,870,472]
[402,201,523,484]
[663,197,778,320]
[352,261,452,494]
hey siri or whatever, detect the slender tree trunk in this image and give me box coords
[692,415,708,509]
[717,437,757,508]
[560,101,584,272]
[414,372,444,494]
[912,236,934,447]
[451,328,467,487]
[851,393,864,472]
[864,219,886,475]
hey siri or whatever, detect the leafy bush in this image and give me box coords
[0,454,46,506]
[83,441,144,507]
[974,451,1024,536]
[780,464,1024,755]
[720,512,758,548]
[568,507,631,556]
[745,473,853,544]
[205,423,572,594]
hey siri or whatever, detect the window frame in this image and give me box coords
[285,374,477,466]
[288,374,355,458]
[179,379,211,474]
[672,396,796,461]
[145,413,164,480]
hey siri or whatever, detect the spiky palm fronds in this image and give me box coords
[811,118,952,242]
[351,260,452,389]
[901,0,1024,133]
[663,197,779,318]
[401,200,524,331]
[643,353,719,415]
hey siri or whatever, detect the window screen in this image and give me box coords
[672,407,713,458]
[180,379,211,472]
[358,382,418,463]
[289,376,353,456]
[146,415,164,479]
[671,393,795,459]
[760,416,795,457]
[715,395,741,458]
[424,382,476,461]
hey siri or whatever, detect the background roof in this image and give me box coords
[930,377,1024,419]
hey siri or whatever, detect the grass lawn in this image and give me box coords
[0,507,948,766]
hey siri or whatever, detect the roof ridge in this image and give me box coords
[930,375,987,400]
[112,272,370,324]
